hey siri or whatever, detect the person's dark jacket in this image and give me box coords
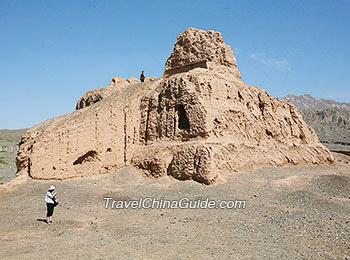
[140,73,145,82]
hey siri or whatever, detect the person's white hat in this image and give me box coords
[48,185,55,190]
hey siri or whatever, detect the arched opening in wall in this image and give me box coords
[176,104,190,130]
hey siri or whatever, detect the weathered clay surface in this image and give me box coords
[164,28,241,79]
[16,28,333,184]
[76,77,140,110]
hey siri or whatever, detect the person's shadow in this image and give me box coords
[36,218,47,223]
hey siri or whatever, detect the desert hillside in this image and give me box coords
[300,108,350,150]
[282,95,350,151]
[0,129,27,183]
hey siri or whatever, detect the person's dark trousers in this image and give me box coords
[46,203,54,217]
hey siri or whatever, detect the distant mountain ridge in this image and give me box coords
[282,94,350,151]
[0,129,28,142]
[282,94,350,111]
[300,108,350,140]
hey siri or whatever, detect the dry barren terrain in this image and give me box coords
[0,152,350,259]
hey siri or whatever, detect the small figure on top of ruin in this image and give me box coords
[140,70,145,82]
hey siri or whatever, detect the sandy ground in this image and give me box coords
[0,153,350,260]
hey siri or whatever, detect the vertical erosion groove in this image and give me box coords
[123,105,127,164]
[27,158,31,176]
[144,99,151,144]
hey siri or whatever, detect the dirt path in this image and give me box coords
[1,156,350,259]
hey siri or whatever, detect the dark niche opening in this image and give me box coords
[73,151,98,165]
[176,104,190,130]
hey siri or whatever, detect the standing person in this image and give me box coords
[45,186,57,224]
[140,70,145,82]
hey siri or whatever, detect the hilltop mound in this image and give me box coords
[15,28,333,184]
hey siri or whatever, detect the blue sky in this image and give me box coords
[1,0,349,129]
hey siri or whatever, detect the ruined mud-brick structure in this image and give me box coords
[16,28,333,184]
